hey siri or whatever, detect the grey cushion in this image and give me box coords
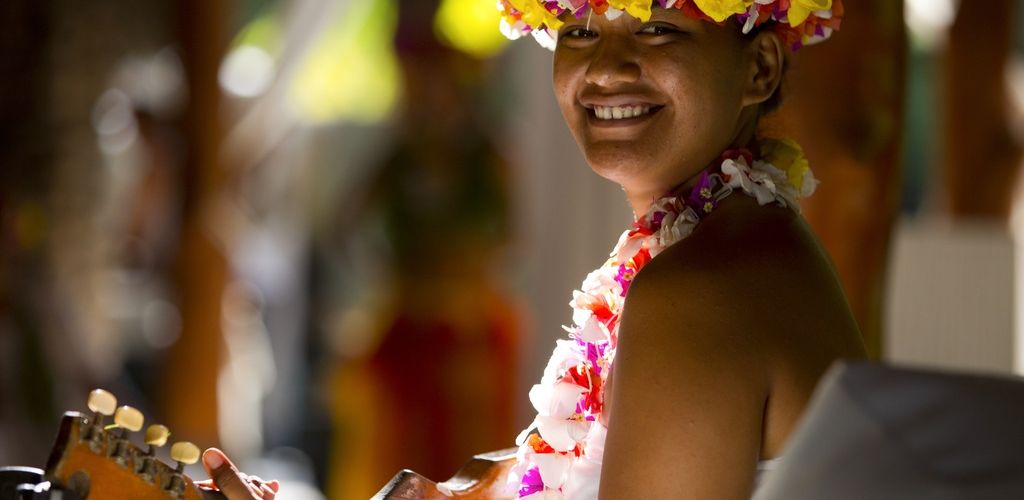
[754,362,1024,500]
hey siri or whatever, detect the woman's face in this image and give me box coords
[553,8,757,204]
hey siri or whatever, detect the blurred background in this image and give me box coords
[1,0,1023,498]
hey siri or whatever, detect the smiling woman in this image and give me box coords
[493,1,866,499]
[553,8,772,215]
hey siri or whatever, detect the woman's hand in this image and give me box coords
[198,448,280,499]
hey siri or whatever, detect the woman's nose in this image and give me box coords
[584,40,641,87]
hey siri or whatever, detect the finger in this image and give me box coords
[202,448,261,499]
[259,483,276,499]
[246,475,280,493]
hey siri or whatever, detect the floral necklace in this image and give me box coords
[507,138,818,499]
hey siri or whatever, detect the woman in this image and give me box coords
[203,1,865,498]
[500,1,865,499]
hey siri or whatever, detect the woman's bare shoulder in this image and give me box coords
[611,198,805,392]
[628,194,858,342]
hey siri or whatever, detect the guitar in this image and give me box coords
[2,388,515,499]
[372,448,518,499]
[0,389,225,499]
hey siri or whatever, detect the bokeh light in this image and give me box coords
[434,0,509,58]
[288,0,400,124]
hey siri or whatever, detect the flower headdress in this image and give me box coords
[498,0,843,50]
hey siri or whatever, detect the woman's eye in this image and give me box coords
[562,27,597,39]
[638,24,680,36]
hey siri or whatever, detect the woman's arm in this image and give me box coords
[598,241,772,499]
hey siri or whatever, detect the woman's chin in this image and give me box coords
[582,146,662,185]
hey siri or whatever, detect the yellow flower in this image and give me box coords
[787,0,831,27]
[507,0,564,30]
[762,138,810,191]
[608,0,653,21]
[693,0,753,23]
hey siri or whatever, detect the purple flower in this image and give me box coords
[585,342,607,375]
[651,210,666,229]
[686,171,717,215]
[519,466,544,497]
[614,263,633,296]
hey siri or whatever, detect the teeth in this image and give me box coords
[593,105,653,120]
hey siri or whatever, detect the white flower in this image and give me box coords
[723,158,777,205]
[580,266,617,294]
[562,424,607,498]
[799,168,819,198]
[556,0,576,11]
[540,340,582,385]
[652,209,698,252]
[520,381,591,453]
[536,415,590,452]
[610,229,632,257]
[742,3,761,34]
[578,316,610,343]
[506,449,531,491]
[515,423,537,447]
[533,452,574,489]
[532,28,557,50]
[530,382,586,418]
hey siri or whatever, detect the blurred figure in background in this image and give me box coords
[324,1,520,497]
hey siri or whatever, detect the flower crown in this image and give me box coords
[498,0,843,50]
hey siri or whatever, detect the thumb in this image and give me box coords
[202,448,259,499]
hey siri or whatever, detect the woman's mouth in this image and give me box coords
[592,104,655,120]
[585,104,664,128]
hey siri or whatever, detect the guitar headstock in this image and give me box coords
[39,389,224,499]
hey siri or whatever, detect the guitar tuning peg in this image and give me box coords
[170,441,200,471]
[87,389,117,417]
[165,441,200,498]
[113,406,144,433]
[144,424,170,448]
[84,389,117,448]
[107,405,144,465]
[137,424,170,481]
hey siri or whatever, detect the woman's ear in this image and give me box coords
[742,31,785,107]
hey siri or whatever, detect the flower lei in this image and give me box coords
[507,138,817,499]
[498,0,843,50]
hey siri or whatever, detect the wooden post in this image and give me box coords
[159,0,233,446]
[943,0,1020,220]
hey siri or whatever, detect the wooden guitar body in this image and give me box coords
[374,448,518,499]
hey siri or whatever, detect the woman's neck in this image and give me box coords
[626,110,760,217]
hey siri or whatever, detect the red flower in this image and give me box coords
[633,247,652,270]
[528,433,555,454]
